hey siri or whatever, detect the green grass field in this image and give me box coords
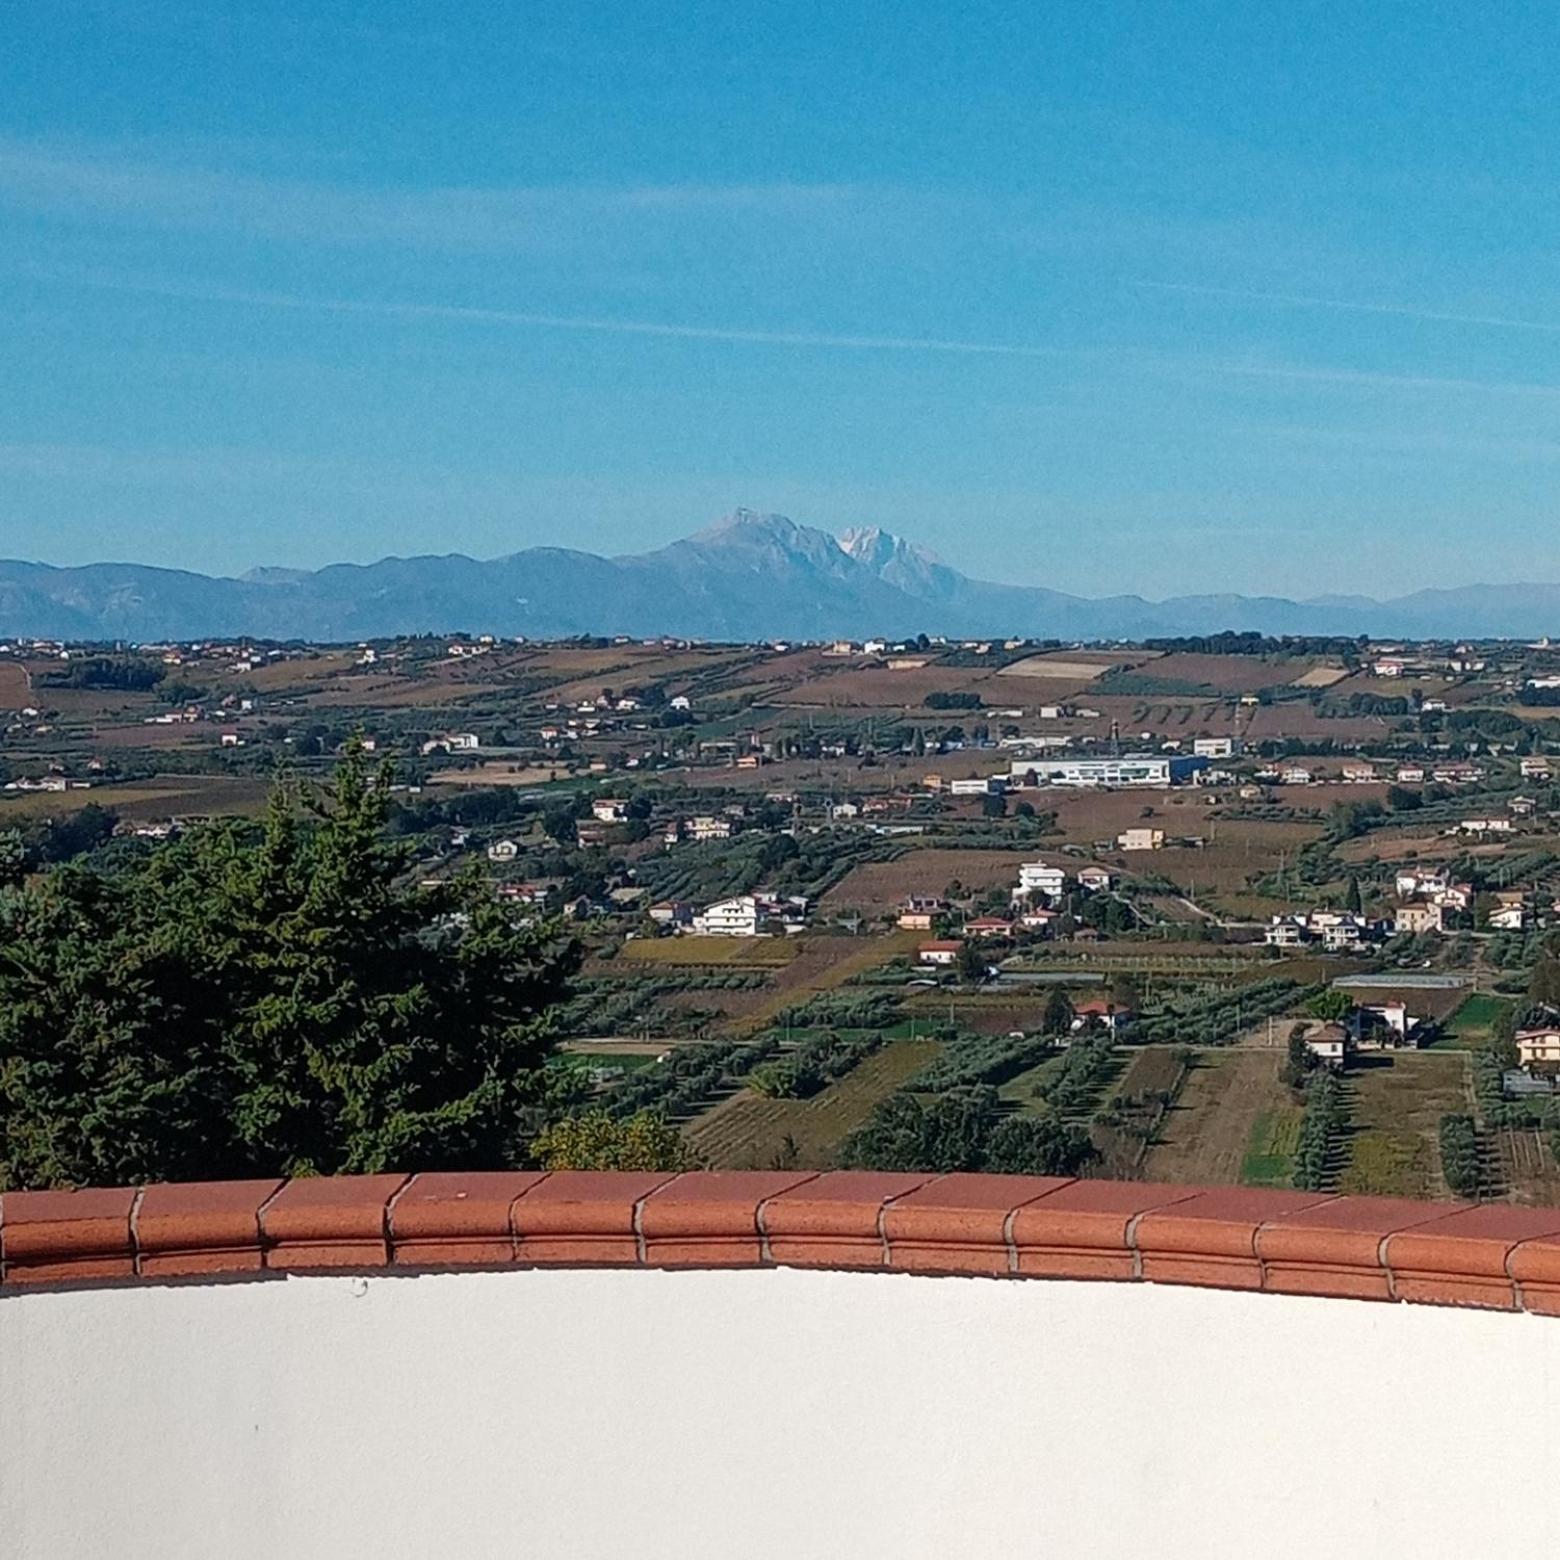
[1240,1105,1304,1186]
[1437,993,1512,1049]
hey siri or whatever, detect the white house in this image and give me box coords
[1396,869,1448,900]
[1014,861,1066,902]
[917,940,962,967]
[1306,1025,1350,1067]
[1265,916,1312,948]
[949,777,1005,797]
[693,894,808,937]
[487,839,520,863]
[591,798,630,823]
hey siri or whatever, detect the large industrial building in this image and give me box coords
[1007,753,1208,788]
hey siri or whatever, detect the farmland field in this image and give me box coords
[1145,652,1316,693]
[1142,1048,1297,1185]
[996,656,1117,681]
[685,1039,941,1168]
[720,933,922,1034]
[1090,1046,1190,1179]
[1291,665,1349,688]
[1336,1053,1471,1198]
[772,664,1003,707]
[1240,1105,1304,1186]
[1440,993,1512,1048]
[0,661,32,707]
[429,763,569,787]
[0,773,271,821]
[821,849,1040,912]
[621,936,800,968]
[1497,1128,1560,1206]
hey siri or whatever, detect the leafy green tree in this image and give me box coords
[542,803,578,843]
[956,940,987,983]
[919,1087,1001,1171]
[1041,986,1075,1036]
[1344,875,1363,915]
[530,1109,697,1171]
[1110,972,1142,1012]
[0,746,579,1190]
[1530,956,1560,1011]
[1307,988,1354,1023]
[1280,1026,1316,1089]
[0,830,25,889]
[982,1113,1094,1175]
[1490,1002,1520,1072]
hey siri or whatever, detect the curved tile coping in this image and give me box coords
[7,1171,1560,1315]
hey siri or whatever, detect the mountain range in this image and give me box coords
[0,509,1555,643]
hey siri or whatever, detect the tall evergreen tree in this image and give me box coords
[0,745,578,1189]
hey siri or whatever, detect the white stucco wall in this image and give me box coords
[2,1266,1555,1559]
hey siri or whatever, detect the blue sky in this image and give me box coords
[4,2,1559,598]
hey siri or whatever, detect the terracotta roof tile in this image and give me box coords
[137,1179,285,1278]
[1256,1195,1458,1302]
[259,1174,408,1270]
[639,1171,819,1266]
[7,1170,1560,1321]
[761,1171,932,1268]
[511,1170,679,1265]
[883,1173,1073,1276]
[0,1186,138,1284]
[1010,1180,1201,1281]
[390,1172,548,1267]
[1134,1187,1335,1291]
[1386,1205,1560,1311]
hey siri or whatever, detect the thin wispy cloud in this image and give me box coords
[1203,358,1560,398]
[0,137,858,249]
[55,271,1074,360]
[1140,279,1560,336]
[37,266,1560,394]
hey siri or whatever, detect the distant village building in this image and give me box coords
[1394,903,1445,934]
[1117,828,1165,852]
[692,893,808,937]
[1014,861,1066,903]
[917,940,962,967]
[1306,1025,1350,1068]
[949,776,1006,797]
[1517,1028,1560,1068]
